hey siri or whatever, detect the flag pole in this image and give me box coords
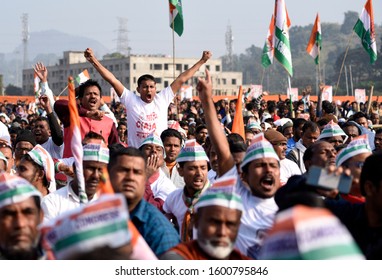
[171,19,179,117]
[334,31,355,96]
[260,67,266,88]
[57,85,68,97]
[288,75,294,118]
[366,85,374,116]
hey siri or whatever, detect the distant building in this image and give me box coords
[22,51,243,99]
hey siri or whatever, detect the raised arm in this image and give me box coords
[170,51,212,94]
[84,48,125,97]
[197,69,235,177]
[34,62,55,109]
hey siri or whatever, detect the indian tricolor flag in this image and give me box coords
[259,205,364,260]
[273,0,293,77]
[262,15,275,68]
[169,0,184,36]
[306,13,322,65]
[353,0,377,64]
[75,69,90,85]
[68,77,87,204]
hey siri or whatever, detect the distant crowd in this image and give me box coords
[0,48,381,260]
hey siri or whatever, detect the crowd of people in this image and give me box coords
[0,48,382,260]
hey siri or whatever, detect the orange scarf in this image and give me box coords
[181,181,210,242]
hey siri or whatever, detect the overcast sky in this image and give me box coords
[1,0,381,58]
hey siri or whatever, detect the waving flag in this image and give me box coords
[353,0,377,64]
[75,69,90,85]
[273,0,293,76]
[169,0,184,36]
[262,15,275,68]
[231,86,245,140]
[306,13,322,65]
[68,77,87,204]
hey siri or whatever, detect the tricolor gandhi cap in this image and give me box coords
[28,144,56,192]
[195,175,243,212]
[318,120,348,142]
[246,121,262,131]
[240,133,279,171]
[259,205,364,260]
[83,142,110,164]
[336,134,372,167]
[177,139,209,163]
[0,151,7,169]
[40,194,131,260]
[139,132,165,155]
[0,173,42,209]
[0,121,11,148]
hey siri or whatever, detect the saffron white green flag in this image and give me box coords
[306,13,322,65]
[273,0,293,77]
[75,69,90,85]
[262,15,275,68]
[169,0,184,36]
[353,0,377,64]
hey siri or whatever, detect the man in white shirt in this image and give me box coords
[163,139,210,242]
[196,69,280,259]
[84,47,212,147]
[41,141,109,222]
[160,128,185,188]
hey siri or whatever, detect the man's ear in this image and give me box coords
[178,166,184,177]
[241,171,248,184]
[37,169,45,181]
[363,180,376,197]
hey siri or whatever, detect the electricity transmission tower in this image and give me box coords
[116,17,131,56]
[21,13,29,69]
[225,22,234,71]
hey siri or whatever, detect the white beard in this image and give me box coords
[197,237,234,259]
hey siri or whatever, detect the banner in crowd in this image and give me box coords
[250,85,263,100]
[354,89,366,103]
[322,86,333,102]
[180,85,193,100]
[287,87,298,102]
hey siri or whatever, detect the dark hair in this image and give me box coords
[160,128,183,144]
[108,145,147,171]
[303,140,326,163]
[322,101,335,114]
[82,131,105,144]
[179,120,188,128]
[302,121,319,134]
[34,116,50,127]
[137,74,156,87]
[375,128,382,135]
[360,151,382,196]
[195,124,207,134]
[293,118,307,130]
[316,118,329,127]
[78,79,102,99]
[118,120,127,127]
[352,112,368,121]
[21,154,49,188]
[15,129,36,147]
[227,133,247,153]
